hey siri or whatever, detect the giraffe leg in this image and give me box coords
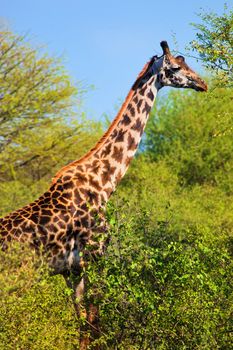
[75,277,100,350]
[75,277,90,350]
[64,276,88,349]
[85,302,100,350]
[64,275,100,350]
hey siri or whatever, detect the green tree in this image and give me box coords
[0,31,103,215]
[0,31,76,155]
[144,86,233,189]
[0,243,80,350]
[189,5,233,85]
[84,196,233,349]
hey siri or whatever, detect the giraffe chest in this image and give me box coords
[50,229,108,274]
[48,207,108,274]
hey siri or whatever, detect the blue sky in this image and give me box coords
[1,0,228,121]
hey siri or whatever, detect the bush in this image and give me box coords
[86,201,233,349]
[0,244,79,350]
[145,86,233,189]
[1,156,232,349]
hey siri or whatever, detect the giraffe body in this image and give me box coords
[0,41,207,349]
[0,42,207,276]
[0,72,158,274]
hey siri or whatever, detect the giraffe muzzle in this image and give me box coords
[191,78,208,92]
[194,83,208,92]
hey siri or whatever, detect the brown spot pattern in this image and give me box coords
[137,99,143,113]
[122,114,131,126]
[115,129,126,142]
[132,118,142,132]
[142,101,151,114]
[112,146,123,163]
[128,133,137,151]
[101,143,112,157]
[139,85,147,96]
[147,90,154,101]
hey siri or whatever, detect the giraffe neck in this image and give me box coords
[53,57,161,202]
[91,75,158,191]
[0,58,161,274]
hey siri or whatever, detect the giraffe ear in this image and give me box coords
[160,41,171,55]
[176,55,185,62]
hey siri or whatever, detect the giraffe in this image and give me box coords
[0,41,207,349]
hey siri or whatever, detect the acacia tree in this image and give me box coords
[143,5,233,187]
[0,31,102,215]
[144,86,233,188]
[189,5,233,85]
[0,31,77,153]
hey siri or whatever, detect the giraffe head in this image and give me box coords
[154,41,207,92]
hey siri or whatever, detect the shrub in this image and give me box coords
[86,203,233,349]
[0,244,79,350]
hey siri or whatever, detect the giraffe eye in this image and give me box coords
[171,67,181,73]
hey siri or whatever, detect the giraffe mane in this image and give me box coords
[52,57,155,184]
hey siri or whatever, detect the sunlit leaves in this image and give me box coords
[144,86,233,188]
[189,5,233,85]
[0,31,103,213]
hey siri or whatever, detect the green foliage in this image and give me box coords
[0,31,77,155]
[1,179,232,349]
[1,17,233,350]
[144,85,233,189]
[86,195,233,349]
[0,244,80,350]
[0,31,103,216]
[189,5,233,85]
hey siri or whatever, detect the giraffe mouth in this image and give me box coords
[192,79,208,92]
[187,76,208,92]
[194,85,207,92]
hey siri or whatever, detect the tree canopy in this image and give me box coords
[144,85,233,188]
[189,5,233,85]
[0,31,103,215]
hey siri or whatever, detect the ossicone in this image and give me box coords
[160,41,171,55]
[176,55,185,62]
